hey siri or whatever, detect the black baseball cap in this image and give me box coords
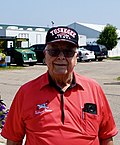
[45,26,79,47]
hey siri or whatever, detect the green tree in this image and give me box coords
[97,24,118,50]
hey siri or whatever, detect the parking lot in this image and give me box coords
[0,59,120,144]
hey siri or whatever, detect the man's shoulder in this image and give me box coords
[75,72,100,88]
[21,72,48,90]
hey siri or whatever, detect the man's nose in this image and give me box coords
[57,51,65,58]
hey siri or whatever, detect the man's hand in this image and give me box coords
[7,140,23,145]
[100,137,114,145]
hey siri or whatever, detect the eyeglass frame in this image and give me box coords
[46,48,77,58]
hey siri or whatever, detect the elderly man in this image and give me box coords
[1,26,118,145]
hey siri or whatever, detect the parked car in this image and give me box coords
[77,47,95,62]
[30,44,46,64]
[80,44,108,61]
[0,36,37,66]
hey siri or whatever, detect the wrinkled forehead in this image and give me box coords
[46,41,77,49]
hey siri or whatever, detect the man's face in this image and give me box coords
[44,41,77,77]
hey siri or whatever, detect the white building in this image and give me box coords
[0,24,49,46]
[68,22,120,57]
[1,23,120,56]
[0,24,87,47]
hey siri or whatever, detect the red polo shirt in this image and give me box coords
[1,72,118,145]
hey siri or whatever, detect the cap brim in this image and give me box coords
[46,39,79,47]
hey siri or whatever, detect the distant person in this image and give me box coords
[1,26,118,145]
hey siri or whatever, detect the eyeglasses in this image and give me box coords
[46,48,77,57]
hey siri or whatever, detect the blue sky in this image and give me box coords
[1,0,120,29]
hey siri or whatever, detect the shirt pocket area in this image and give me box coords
[82,112,99,136]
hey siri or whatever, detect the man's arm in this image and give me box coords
[7,139,23,145]
[100,137,114,145]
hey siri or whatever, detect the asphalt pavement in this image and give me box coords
[0,59,120,144]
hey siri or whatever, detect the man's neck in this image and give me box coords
[49,72,73,91]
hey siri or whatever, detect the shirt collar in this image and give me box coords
[39,71,84,90]
[48,73,76,93]
[73,71,84,90]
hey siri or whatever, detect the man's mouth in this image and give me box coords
[54,63,67,66]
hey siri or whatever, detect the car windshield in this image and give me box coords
[30,47,35,51]
[89,46,100,52]
[78,48,86,51]
[37,45,45,50]
[99,45,107,51]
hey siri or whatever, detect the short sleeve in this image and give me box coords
[1,87,25,142]
[98,87,118,139]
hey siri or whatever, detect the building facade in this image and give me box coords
[68,22,120,57]
[1,22,120,56]
[0,24,49,46]
[0,24,87,47]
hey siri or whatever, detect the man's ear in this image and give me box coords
[75,53,78,66]
[43,50,46,64]
[43,49,46,55]
[44,45,48,55]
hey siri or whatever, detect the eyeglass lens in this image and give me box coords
[47,49,76,57]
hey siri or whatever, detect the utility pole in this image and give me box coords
[51,21,54,27]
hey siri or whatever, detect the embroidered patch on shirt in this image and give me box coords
[35,101,52,115]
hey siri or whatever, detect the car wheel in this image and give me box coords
[84,60,90,62]
[29,62,34,66]
[98,58,103,61]
[42,58,46,64]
